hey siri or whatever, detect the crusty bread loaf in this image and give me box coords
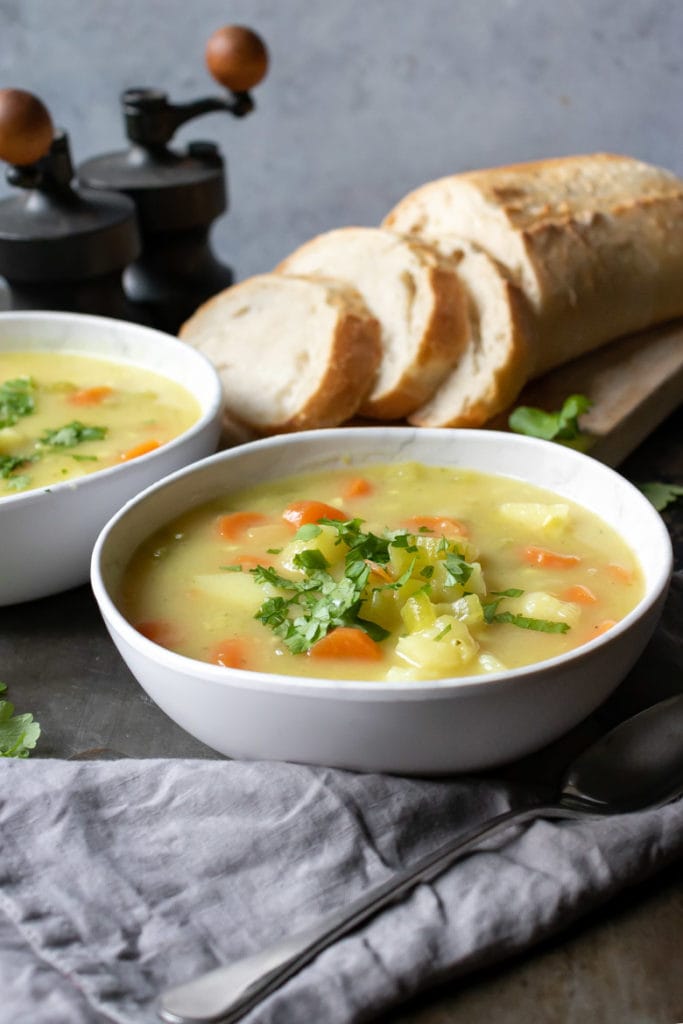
[384,153,683,377]
[179,273,381,435]
[277,227,468,419]
[406,241,533,428]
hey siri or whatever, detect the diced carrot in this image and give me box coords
[344,477,373,499]
[119,439,161,461]
[523,546,581,569]
[68,385,113,406]
[606,563,634,584]
[217,511,268,540]
[135,619,178,647]
[365,559,394,583]
[211,638,250,669]
[309,627,383,661]
[403,515,469,539]
[282,500,346,530]
[562,584,598,604]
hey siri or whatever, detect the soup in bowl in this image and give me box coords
[0,310,223,605]
[92,427,672,774]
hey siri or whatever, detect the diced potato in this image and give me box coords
[193,571,265,614]
[504,590,582,628]
[278,524,346,574]
[499,502,570,533]
[0,427,26,454]
[477,651,508,673]
[360,586,403,631]
[395,616,478,674]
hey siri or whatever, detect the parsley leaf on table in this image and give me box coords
[508,394,593,449]
[0,682,41,758]
[637,482,683,512]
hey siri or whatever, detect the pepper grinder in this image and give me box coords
[78,25,269,334]
[0,89,141,319]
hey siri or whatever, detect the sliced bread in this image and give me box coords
[384,154,683,376]
[405,241,533,428]
[179,273,381,435]
[277,227,468,419]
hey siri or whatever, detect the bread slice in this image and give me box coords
[277,227,468,419]
[384,154,683,376]
[179,274,381,435]
[405,241,533,428]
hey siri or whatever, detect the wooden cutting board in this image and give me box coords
[496,319,683,467]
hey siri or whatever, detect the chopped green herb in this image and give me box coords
[509,394,593,450]
[0,682,40,757]
[443,551,473,587]
[0,376,35,428]
[5,474,31,491]
[266,547,283,555]
[420,564,435,580]
[637,482,683,512]
[71,454,99,462]
[490,611,570,634]
[220,564,243,572]
[296,524,322,541]
[434,623,452,641]
[0,453,31,479]
[38,421,107,448]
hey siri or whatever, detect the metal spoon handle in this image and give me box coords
[158,801,582,1024]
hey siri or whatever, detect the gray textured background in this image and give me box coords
[1,0,681,280]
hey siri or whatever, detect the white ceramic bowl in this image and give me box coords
[0,310,223,605]
[91,427,672,775]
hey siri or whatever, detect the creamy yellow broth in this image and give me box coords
[0,350,201,496]
[120,462,644,682]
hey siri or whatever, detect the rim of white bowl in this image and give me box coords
[91,427,674,697]
[0,309,224,507]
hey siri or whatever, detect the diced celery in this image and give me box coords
[438,593,484,626]
[360,586,403,631]
[499,502,570,533]
[400,590,437,632]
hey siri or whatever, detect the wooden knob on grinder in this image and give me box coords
[205,26,269,93]
[0,89,54,166]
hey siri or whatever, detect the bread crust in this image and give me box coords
[278,227,468,419]
[179,274,381,436]
[384,154,683,377]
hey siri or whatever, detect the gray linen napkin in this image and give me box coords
[1,575,682,1024]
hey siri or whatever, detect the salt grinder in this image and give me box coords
[78,25,269,334]
[0,89,141,319]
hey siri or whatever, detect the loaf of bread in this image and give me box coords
[179,273,381,435]
[384,153,683,377]
[278,227,468,419]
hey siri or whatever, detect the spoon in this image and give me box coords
[158,693,683,1024]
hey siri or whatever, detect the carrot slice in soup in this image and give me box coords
[120,439,161,461]
[217,511,268,539]
[593,619,617,637]
[229,554,275,570]
[562,584,598,604]
[524,546,581,569]
[68,385,113,406]
[403,515,469,538]
[606,563,634,584]
[211,638,250,668]
[344,477,373,499]
[135,619,178,647]
[282,500,346,529]
[309,627,382,661]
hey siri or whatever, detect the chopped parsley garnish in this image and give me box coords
[637,482,683,512]
[0,682,40,758]
[250,518,476,654]
[0,453,32,479]
[482,591,569,632]
[38,421,107,448]
[508,394,593,450]
[0,376,35,428]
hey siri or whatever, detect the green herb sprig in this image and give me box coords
[0,682,41,758]
[508,394,593,450]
